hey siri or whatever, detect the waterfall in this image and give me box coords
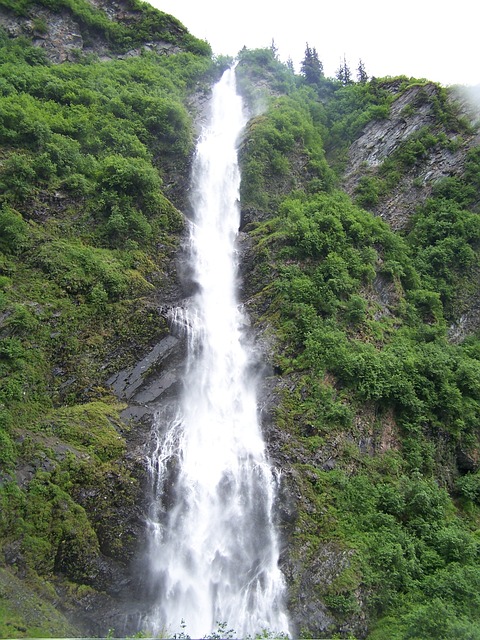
[144,68,290,638]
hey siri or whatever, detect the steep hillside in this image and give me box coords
[0,0,217,634]
[236,49,480,638]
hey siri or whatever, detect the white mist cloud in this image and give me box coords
[147,0,480,87]
[452,85,480,121]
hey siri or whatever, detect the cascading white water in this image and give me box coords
[145,67,290,638]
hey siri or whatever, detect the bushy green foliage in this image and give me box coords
[33,240,127,298]
[0,205,30,253]
[248,188,480,451]
[239,53,480,638]
[354,175,385,207]
[324,470,480,616]
[239,95,335,210]
[0,0,31,14]
[236,47,295,110]
[406,191,480,315]
[0,6,214,627]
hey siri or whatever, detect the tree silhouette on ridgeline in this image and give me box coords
[357,58,368,83]
[301,43,324,85]
[336,55,353,85]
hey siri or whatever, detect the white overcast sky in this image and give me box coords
[147,0,479,87]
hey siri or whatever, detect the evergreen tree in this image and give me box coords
[336,55,352,85]
[357,58,368,83]
[336,63,344,84]
[301,43,324,85]
[270,38,279,60]
[286,56,295,73]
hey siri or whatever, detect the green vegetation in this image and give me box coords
[0,567,78,636]
[238,49,480,638]
[239,96,334,210]
[1,3,480,636]
[0,2,217,634]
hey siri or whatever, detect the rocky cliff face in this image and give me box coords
[0,0,187,63]
[339,82,480,345]
[342,82,480,230]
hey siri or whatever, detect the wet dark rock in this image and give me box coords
[448,301,480,343]
[108,334,180,400]
[456,445,480,473]
[108,331,186,430]
[288,542,355,634]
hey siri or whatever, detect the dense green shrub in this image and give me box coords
[406,197,480,312]
[354,175,386,207]
[0,205,30,252]
[239,96,335,211]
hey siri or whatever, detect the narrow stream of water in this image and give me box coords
[144,67,290,638]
